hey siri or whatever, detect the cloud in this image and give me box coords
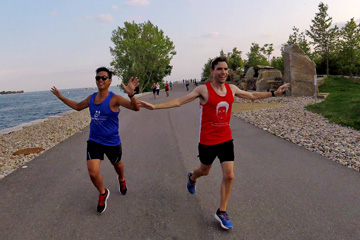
[124,0,150,6]
[200,32,230,38]
[50,11,57,16]
[112,5,118,10]
[96,14,113,23]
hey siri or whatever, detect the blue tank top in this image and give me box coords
[88,91,121,146]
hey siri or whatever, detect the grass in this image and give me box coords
[305,76,360,130]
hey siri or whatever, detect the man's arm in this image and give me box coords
[140,85,204,110]
[115,77,140,111]
[51,86,90,111]
[231,83,290,100]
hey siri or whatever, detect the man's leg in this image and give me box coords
[219,161,234,211]
[87,159,106,194]
[111,161,125,181]
[191,163,212,182]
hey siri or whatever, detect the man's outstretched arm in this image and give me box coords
[140,85,203,110]
[232,83,290,100]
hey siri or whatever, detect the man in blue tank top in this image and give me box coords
[51,67,140,213]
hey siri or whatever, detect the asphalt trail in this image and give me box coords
[1,83,359,240]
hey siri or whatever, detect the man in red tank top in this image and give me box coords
[140,57,290,229]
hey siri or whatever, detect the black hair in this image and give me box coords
[96,67,113,79]
[210,57,228,70]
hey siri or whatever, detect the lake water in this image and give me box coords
[0,86,125,134]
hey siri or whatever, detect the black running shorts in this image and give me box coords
[86,140,122,163]
[198,140,234,165]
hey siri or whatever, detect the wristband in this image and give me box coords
[128,93,135,99]
[271,90,275,97]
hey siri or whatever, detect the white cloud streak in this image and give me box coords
[200,32,230,38]
[124,0,150,6]
[96,14,113,23]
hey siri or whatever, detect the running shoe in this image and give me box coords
[187,172,196,194]
[215,208,233,230]
[97,188,110,213]
[118,176,127,195]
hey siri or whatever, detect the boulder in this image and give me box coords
[245,67,255,80]
[283,44,317,96]
[256,69,282,91]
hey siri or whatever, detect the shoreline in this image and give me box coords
[1,95,359,180]
[0,109,90,179]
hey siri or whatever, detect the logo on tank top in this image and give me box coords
[213,101,230,126]
[93,110,107,123]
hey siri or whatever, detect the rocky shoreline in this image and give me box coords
[0,109,90,179]
[0,96,359,180]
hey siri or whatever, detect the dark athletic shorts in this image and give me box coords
[198,140,234,165]
[86,140,122,163]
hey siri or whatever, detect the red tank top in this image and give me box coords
[199,82,234,145]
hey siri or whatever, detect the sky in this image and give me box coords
[0,0,359,92]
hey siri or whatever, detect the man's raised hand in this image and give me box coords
[121,77,139,95]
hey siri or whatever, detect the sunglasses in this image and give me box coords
[95,76,109,81]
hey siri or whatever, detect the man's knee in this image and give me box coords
[223,171,234,181]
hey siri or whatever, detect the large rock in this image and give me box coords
[245,67,255,80]
[256,69,282,91]
[283,44,317,96]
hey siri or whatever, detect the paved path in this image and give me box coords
[1,83,360,240]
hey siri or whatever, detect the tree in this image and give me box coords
[110,21,176,92]
[227,47,244,74]
[260,43,274,63]
[201,58,212,79]
[201,48,244,78]
[271,56,284,73]
[306,2,339,75]
[337,18,360,75]
[284,26,311,56]
[246,42,269,67]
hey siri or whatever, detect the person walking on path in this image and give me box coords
[165,81,170,97]
[185,80,190,91]
[156,82,160,96]
[140,57,290,230]
[51,67,140,213]
[152,83,157,99]
[169,81,173,90]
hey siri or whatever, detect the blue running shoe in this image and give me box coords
[187,172,196,194]
[215,208,233,229]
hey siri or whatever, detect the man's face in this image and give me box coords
[96,71,111,89]
[210,61,228,84]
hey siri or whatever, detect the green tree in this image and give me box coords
[260,43,274,63]
[337,18,360,75]
[306,2,339,75]
[201,58,212,79]
[246,42,269,67]
[227,47,244,73]
[284,26,311,56]
[271,56,284,73]
[110,21,176,92]
[201,48,244,78]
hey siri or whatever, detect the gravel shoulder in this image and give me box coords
[232,96,360,172]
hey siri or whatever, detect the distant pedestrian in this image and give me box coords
[165,81,170,97]
[156,82,160,96]
[185,80,190,91]
[140,57,290,230]
[51,67,140,213]
[169,81,173,91]
[152,83,157,99]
